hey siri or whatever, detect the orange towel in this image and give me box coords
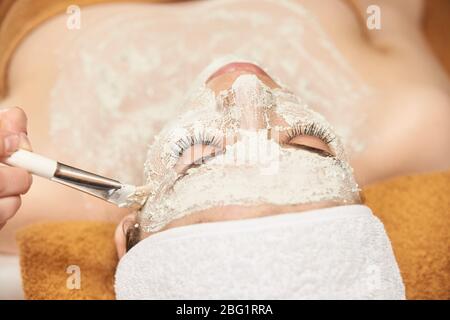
[363,171,450,300]
[16,171,450,300]
[17,221,117,300]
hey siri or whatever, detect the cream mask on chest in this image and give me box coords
[138,74,360,232]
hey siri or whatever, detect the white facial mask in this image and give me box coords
[138,74,360,232]
[115,205,405,299]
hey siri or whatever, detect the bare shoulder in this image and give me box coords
[410,87,450,165]
[351,85,450,186]
[381,86,450,174]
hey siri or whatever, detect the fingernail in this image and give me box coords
[4,134,20,154]
[19,132,33,151]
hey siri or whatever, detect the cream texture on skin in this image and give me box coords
[138,74,360,232]
[48,0,371,184]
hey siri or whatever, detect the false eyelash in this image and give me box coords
[170,131,223,159]
[286,122,335,145]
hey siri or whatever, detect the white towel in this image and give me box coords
[115,205,405,299]
[0,254,24,300]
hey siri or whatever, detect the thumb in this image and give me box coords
[0,107,32,152]
[0,132,20,157]
[18,132,32,151]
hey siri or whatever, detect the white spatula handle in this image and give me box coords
[3,149,57,179]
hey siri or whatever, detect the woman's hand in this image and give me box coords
[0,107,33,230]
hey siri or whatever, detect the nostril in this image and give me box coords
[206,62,280,94]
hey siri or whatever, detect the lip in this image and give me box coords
[206,62,272,83]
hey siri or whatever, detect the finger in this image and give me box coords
[0,131,20,157]
[0,196,21,224]
[0,107,32,151]
[0,107,28,133]
[0,167,32,197]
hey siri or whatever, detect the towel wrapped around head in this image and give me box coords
[115,204,405,299]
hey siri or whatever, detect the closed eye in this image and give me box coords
[282,122,336,157]
[170,131,225,173]
[174,144,223,173]
[286,135,334,157]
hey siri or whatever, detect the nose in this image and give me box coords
[206,63,279,131]
[220,75,274,130]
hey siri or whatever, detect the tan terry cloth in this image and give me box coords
[17,221,118,300]
[16,171,450,300]
[363,171,450,300]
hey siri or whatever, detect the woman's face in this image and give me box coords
[115,61,360,257]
